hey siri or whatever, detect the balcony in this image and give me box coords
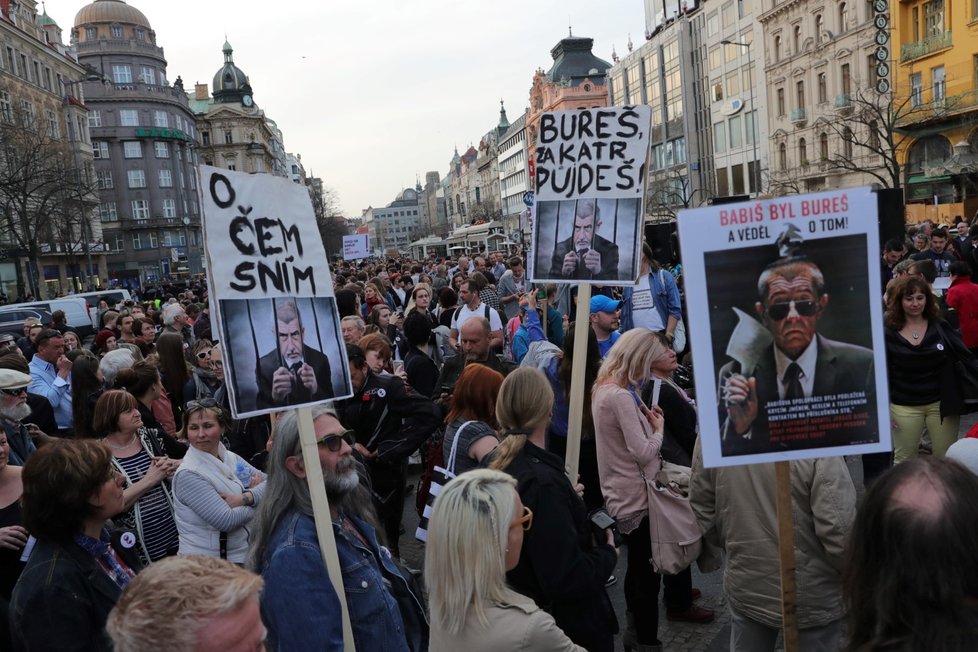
[128,217,184,230]
[834,94,852,113]
[790,108,807,126]
[900,31,952,63]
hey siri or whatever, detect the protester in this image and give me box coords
[71,354,105,439]
[10,439,137,651]
[402,311,440,397]
[113,361,186,457]
[443,364,504,475]
[107,555,265,652]
[62,330,82,354]
[99,348,136,388]
[95,390,180,565]
[488,367,618,652]
[28,328,73,436]
[172,400,266,563]
[93,329,118,357]
[426,468,585,651]
[844,457,978,651]
[182,339,220,403]
[155,332,190,427]
[250,406,428,651]
[0,426,26,602]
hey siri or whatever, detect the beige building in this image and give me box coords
[760,0,886,194]
[0,0,106,298]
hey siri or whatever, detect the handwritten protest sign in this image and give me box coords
[528,106,651,284]
[199,165,351,418]
[678,187,891,468]
[342,234,370,261]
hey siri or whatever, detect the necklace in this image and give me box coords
[105,433,138,450]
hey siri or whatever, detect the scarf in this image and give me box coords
[177,442,248,496]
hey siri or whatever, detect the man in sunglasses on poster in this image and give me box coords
[719,256,874,456]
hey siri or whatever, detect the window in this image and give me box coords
[92,141,109,159]
[123,141,142,158]
[841,63,851,97]
[745,110,756,144]
[88,110,102,128]
[201,131,210,146]
[910,72,923,107]
[732,163,746,195]
[111,25,123,39]
[131,199,150,220]
[933,65,946,103]
[709,47,722,70]
[724,43,738,63]
[155,142,169,158]
[96,170,113,189]
[707,11,719,36]
[149,232,158,248]
[46,111,59,139]
[739,0,752,18]
[227,162,236,171]
[714,122,727,153]
[799,138,808,165]
[20,100,35,129]
[162,199,177,218]
[120,110,139,126]
[721,1,735,28]
[153,110,168,128]
[726,71,740,97]
[131,233,145,249]
[774,35,781,62]
[820,132,829,159]
[112,64,132,84]
[843,127,854,159]
[99,202,117,222]
[839,2,849,34]
[224,130,233,144]
[796,80,806,108]
[673,137,687,164]
[868,120,880,150]
[0,91,10,123]
[777,87,785,116]
[815,14,823,44]
[729,115,743,148]
[127,170,146,188]
[779,142,788,170]
[817,72,827,104]
[86,26,97,40]
[135,28,145,41]
[793,25,802,54]
[140,66,156,85]
[713,81,724,101]
[158,169,172,187]
[716,167,729,196]
[912,7,920,42]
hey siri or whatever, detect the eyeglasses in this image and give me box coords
[511,505,533,532]
[765,300,819,321]
[187,398,219,410]
[211,360,224,369]
[316,429,356,452]
[196,350,212,360]
[0,387,27,396]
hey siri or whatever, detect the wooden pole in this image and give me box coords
[775,460,800,652]
[564,283,592,482]
[297,406,354,649]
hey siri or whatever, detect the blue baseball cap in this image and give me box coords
[590,295,623,314]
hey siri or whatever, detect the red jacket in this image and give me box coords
[946,277,978,348]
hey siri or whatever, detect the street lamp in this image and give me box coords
[62,73,104,290]
[721,39,759,197]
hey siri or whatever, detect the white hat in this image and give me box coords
[0,368,31,390]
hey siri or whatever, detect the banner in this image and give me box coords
[342,233,370,260]
[678,187,891,467]
[528,106,651,284]
[199,165,351,418]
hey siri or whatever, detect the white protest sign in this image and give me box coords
[678,187,891,468]
[342,234,370,260]
[528,106,651,285]
[199,165,351,418]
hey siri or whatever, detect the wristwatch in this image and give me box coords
[242,490,254,507]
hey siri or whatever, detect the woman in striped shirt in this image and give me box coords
[95,390,180,565]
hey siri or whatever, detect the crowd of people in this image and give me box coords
[0,231,975,652]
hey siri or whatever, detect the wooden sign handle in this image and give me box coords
[564,284,592,482]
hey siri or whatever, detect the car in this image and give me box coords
[0,298,93,339]
[0,307,53,338]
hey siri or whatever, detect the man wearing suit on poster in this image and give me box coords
[719,256,875,456]
[550,200,620,280]
[256,300,333,409]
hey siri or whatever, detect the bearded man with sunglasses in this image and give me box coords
[718,258,874,456]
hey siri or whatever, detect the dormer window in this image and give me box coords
[86,26,96,40]
[111,25,122,39]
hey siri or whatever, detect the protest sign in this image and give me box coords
[342,233,370,260]
[199,165,351,418]
[528,106,651,284]
[678,187,891,468]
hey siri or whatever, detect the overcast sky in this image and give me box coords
[49,0,645,216]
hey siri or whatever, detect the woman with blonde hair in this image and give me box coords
[593,328,711,652]
[488,368,618,652]
[426,469,583,651]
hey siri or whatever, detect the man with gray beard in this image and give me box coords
[0,369,43,465]
[248,406,428,652]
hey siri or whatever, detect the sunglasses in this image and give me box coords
[196,350,212,360]
[187,398,219,410]
[765,300,819,321]
[316,429,356,452]
[511,505,533,532]
[0,387,27,396]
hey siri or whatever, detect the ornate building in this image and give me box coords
[72,0,200,287]
[0,0,106,298]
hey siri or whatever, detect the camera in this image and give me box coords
[588,508,622,548]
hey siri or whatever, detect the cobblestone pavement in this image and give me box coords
[399,413,978,651]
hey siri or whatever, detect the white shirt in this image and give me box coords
[773,338,818,399]
[629,273,664,332]
[450,301,503,333]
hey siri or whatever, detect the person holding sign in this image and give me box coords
[718,256,874,456]
[255,300,333,410]
[550,200,620,281]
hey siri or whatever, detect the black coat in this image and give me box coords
[255,344,333,410]
[492,441,618,652]
[550,233,620,281]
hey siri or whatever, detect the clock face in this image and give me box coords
[243,95,253,107]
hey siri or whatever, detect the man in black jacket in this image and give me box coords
[336,344,440,557]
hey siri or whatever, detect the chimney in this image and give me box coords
[194,83,209,100]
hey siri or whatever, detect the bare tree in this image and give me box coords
[309,181,347,258]
[0,104,95,296]
[646,171,708,220]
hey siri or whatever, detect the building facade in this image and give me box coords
[0,0,107,298]
[72,0,200,287]
[363,188,422,254]
[498,110,529,240]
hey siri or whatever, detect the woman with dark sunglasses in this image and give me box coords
[172,400,266,564]
[183,339,221,405]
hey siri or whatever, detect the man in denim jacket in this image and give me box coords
[250,406,428,652]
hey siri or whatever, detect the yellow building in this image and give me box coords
[892,0,978,223]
